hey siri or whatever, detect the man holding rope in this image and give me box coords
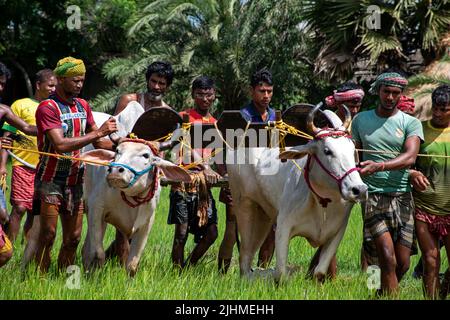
[351,69,423,296]
[33,57,117,272]
[409,85,450,299]
[1,69,57,243]
[0,61,46,267]
[169,75,221,268]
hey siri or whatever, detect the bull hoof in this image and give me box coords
[313,272,326,284]
[127,266,138,277]
[126,258,139,277]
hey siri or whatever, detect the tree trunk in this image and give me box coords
[8,59,33,98]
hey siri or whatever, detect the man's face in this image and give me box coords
[251,82,273,109]
[36,76,57,99]
[339,99,362,118]
[59,75,85,97]
[0,75,7,95]
[431,102,450,128]
[147,73,168,101]
[379,85,402,110]
[193,88,215,111]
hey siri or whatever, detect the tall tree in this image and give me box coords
[0,0,139,99]
[94,0,324,113]
[302,0,450,81]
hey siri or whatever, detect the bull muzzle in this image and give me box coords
[106,168,130,189]
[347,184,368,202]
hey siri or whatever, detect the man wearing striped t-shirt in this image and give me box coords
[34,57,117,272]
[410,85,450,299]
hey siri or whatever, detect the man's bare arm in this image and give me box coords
[45,118,117,153]
[0,131,11,176]
[0,105,37,136]
[87,124,115,150]
[359,136,421,176]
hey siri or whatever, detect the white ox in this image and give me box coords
[21,101,149,270]
[81,101,189,275]
[227,105,368,281]
[81,139,190,276]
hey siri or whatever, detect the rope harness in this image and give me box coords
[303,130,360,208]
[110,138,160,208]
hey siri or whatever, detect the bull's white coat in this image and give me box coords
[227,114,367,281]
[81,141,190,275]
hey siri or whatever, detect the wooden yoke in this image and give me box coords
[276,110,287,163]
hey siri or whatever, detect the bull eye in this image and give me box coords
[324,148,333,156]
[143,153,150,159]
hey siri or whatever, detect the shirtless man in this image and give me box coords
[107,61,175,263]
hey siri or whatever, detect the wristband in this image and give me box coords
[379,162,385,172]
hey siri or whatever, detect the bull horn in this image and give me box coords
[341,104,352,130]
[306,102,323,135]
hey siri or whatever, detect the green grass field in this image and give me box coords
[0,186,447,300]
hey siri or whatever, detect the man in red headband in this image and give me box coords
[325,81,365,121]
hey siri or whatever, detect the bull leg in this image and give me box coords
[307,247,337,279]
[82,205,107,272]
[235,199,273,277]
[21,215,40,271]
[313,215,350,282]
[274,214,293,283]
[126,214,155,277]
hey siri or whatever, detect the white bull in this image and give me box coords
[81,139,191,276]
[21,101,147,270]
[227,105,368,281]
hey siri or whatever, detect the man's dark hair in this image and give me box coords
[432,85,450,107]
[145,61,174,86]
[192,75,215,91]
[336,81,363,93]
[250,68,273,88]
[0,62,11,79]
[35,69,55,83]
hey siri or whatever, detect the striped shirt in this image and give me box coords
[413,121,450,216]
[35,94,95,186]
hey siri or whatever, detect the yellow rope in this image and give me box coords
[153,132,173,142]
[291,159,303,172]
[266,120,314,141]
[357,148,450,159]
[213,122,233,150]
[0,174,7,195]
[1,145,111,167]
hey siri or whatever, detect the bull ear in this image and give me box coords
[79,149,115,164]
[279,144,314,160]
[152,157,192,183]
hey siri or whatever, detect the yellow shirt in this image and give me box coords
[7,98,39,167]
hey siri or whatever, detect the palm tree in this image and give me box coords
[92,0,318,113]
[301,0,450,81]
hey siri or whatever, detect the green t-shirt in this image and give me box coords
[351,109,423,193]
[413,121,450,216]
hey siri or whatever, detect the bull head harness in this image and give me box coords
[303,130,360,208]
[109,138,160,208]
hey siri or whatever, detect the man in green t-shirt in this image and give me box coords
[409,85,450,299]
[351,70,423,296]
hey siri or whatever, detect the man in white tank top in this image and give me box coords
[107,61,175,263]
[114,61,174,115]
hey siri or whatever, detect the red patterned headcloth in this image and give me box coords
[397,95,415,114]
[325,89,365,107]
